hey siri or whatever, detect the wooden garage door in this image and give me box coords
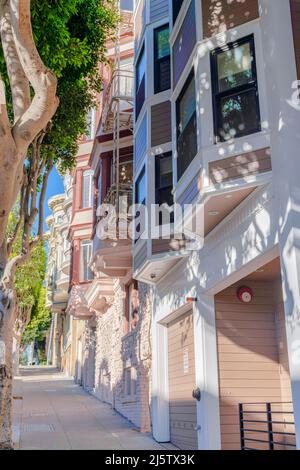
[215,280,293,450]
[168,310,198,450]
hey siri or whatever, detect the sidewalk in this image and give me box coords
[12,366,174,450]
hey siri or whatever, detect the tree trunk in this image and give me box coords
[12,334,20,377]
[0,283,16,450]
[13,305,33,376]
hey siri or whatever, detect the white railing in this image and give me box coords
[101,69,134,131]
[111,68,134,100]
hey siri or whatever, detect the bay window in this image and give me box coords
[176,71,197,180]
[211,34,261,142]
[154,25,170,94]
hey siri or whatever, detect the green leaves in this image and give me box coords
[0,0,118,171]
[22,287,51,345]
[35,0,118,172]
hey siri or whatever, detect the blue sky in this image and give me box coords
[121,0,133,11]
[43,167,64,233]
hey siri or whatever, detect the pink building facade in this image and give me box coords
[64,8,152,431]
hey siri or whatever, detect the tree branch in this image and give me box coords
[0,79,11,142]
[9,0,59,151]
[6,174,26,256]
[0,1,31,123]
[37,160,53,241]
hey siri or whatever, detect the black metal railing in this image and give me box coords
[239,402,296,450]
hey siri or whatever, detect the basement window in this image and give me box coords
[124,367,137,399]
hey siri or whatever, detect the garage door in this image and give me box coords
[168,310,198,450]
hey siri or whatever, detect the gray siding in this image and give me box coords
[151,101,172,147]
[150,0,169,23]
[202,0,259,38]
[209,148,272,185]
[133,242,148,273]
[177,173,200,207]
[173,0,196,87]
[134,112,147,170]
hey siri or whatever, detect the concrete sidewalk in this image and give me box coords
[12,366,174,450]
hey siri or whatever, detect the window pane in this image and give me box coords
[82,172,93,208]
[173,0,184,24]
[156,27,170,60]
[178,76,196,133]
[81,241,93,281]
[159,157,172,188]
[136,170,146,205]
[136,48,145,90]
[126,369,131,395]
[218,89,260,141]
[177,112,197,179]
[119,161,133,186]
[217,42,253,93]
[131,368,137,396]
[176,74,197,180]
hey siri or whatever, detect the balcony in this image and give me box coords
[61,248,72,276]
[67,285,93,320]
[92,237,132,279]
[103,183,133,207]
[92,184,133,279]
[85,274,115,315]
[101,69,134,134]
[56,271,70,293]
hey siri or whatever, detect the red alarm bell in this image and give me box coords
[237,286,253,304]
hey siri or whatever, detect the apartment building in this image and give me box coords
[46,174,73,371]
[85,8,152,432]
[132,0,300,450]
[45,4,153,431]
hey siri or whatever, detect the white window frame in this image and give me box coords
[82,170,94,209]
[80,240,93,282]
[85,108,96,140]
